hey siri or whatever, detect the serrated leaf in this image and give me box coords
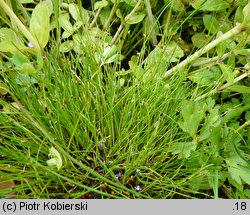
[15,73,37,86]
[126,13,145,25]
[178,100,206,137]
[203,15,220,34]
[29,2,50,49]
[169,141,197,159]
[199,106,221,141]
[188,68,221,86]
[226,156,250,185]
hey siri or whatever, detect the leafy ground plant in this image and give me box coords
[0,0,250,199]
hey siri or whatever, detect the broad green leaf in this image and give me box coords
[219,63,234,84]
[102,45,119,60]
[234,6,244,24]
[203,15,220,34]
[126,13,145,25]
[191,32,208,48]
[165,41,184,62]
[62,31,72,39]
[0,28,17,41]
[18,63,36,74]
[59,41,74,52]
[11,54,29,66]
[29,2,50,49]
[171,0,185,12]
[242,1,250,28]
[122,0,137,7]
[94,0,109,10]
[69,3,81,21]
[72,34,83,53]
[43,0,53,16]
[0,41,27,52]
[169,141,197,159]
[102,53,123,65]
[0,28,27,52]
[72,21,82,32]
[59,15,73,32]
[116,9,123,20]
[144,46,170,74]
[69,3,89,24]
[191,0,230,11]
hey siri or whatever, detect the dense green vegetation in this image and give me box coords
[0,0,250,199]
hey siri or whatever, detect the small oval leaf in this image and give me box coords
[203,15,220,34]
[126,13,145,25]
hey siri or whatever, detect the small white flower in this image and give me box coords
[135,185,142,192]
[28,42,34,48]
[135,169,141,175]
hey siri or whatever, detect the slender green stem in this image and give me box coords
[164,24,245,78]
[15,0,30,24]
[103,0,119,30]
[0,0,41,53]
[194,72,249,101]
[90,7,102,28]
[144,0,158,46]
[12,97,149,198]
[192,52,232,67]
[112,0,143,44]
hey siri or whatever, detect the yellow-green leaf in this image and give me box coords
[219,63,234,84]
[203,15,220,34]
[29,2,50,49]
[126,13,145,25]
